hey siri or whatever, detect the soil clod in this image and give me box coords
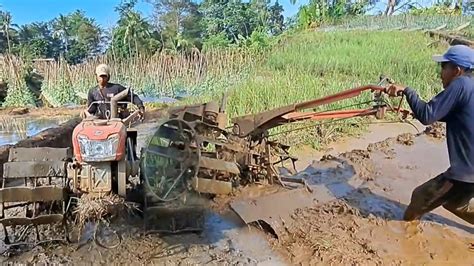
[423,122,446,139]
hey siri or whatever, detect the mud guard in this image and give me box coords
[230,187,319,238]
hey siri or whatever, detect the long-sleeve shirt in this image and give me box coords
[403,74,474,183]
[87,82,144,118]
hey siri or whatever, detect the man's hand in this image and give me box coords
[138,106,145,121]
[81,110,91,119]
[385,84,407,97]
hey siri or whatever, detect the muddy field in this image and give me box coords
[271,123,473,265]
[0,118,473,265]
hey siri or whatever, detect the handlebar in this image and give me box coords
[85,99,144,124]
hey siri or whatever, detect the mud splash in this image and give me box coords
[423,122,446,139]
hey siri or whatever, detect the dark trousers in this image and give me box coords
[404,173,474,224]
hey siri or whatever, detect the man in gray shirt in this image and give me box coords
[83,64,145,120]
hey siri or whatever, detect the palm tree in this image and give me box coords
[123,11,152,56]
[52,14,70,55]
[0,11,17,54]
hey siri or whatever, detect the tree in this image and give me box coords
[0,11,17,54]
[268,1,285,35]
[15,22,59,59]
[110,0,160,58]
[200,0,258,43]
[52,14,70,55]
[149,0,203,52]
[51,10,103,64]
[296,0,378,28]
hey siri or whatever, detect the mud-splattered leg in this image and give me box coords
[403,173,453,221]
[442,181,474,225]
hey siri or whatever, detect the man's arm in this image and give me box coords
[403,80,463,125]
[130,90,145,110]
[117,85,145,111]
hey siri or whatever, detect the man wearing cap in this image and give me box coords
[83,64,145,120]
[386,44,474,225]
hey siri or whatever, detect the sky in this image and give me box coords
[0,0,310,28]
[0,0,445,28]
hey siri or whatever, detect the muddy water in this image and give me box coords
[293,121,425,170]
[0,116,74,146]
[274,123,474,265]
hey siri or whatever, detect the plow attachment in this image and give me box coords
[229,181,342,238]
[145,76,412,237]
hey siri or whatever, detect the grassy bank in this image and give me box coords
[317,14,473,32]
[223,30,447,148]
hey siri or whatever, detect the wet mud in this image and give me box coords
[271,199,473,265]
[423,122,446,139]
[271,123,473,265]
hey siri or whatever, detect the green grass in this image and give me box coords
[221,30,448,148]
[319,14,473,32]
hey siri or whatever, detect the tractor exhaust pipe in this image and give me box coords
[110,89,130,119]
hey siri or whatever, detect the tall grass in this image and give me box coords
[1,48,262,107]
[225,30,448,148]
[319,14,473,32]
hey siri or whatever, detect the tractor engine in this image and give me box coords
[68,119,139,197]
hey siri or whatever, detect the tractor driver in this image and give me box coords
[386,44,474,225]
[82,64,145,120]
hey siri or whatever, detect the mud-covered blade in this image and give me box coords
[230,188,318,237]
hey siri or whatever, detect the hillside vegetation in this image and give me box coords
[220,29,448,147]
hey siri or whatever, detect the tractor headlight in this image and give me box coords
[78,134,120,162]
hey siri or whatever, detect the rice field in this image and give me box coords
[0,15,462,148]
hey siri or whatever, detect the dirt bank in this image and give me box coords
[0,117,82,177]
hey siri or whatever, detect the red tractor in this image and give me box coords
[68,88,142,198]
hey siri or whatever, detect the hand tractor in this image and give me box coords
[0,76,411,247]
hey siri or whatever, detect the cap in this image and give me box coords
[95,64,110,76]
[432,45,474,69]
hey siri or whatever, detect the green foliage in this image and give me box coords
[110,1,160,58]
[225,30,446,146]
[199,0,285,48]
[41,59,78,107]
[0,9,102,63]
[295,0,376,29]
[3,63,36,108]
[202,32,232,50]
[408,1,462,16]
[317,14,473,31]
[49,10,103,64]
[149,0,203,52]
[268,1,285,35]
[236,27,272,50]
